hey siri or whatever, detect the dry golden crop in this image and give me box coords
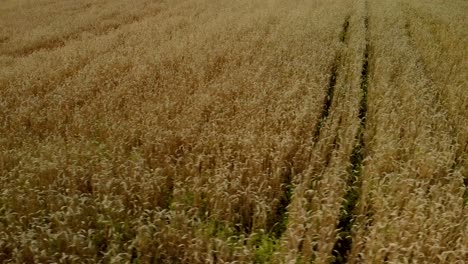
[0,0,466,263]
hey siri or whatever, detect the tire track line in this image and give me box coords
[293,15,352,257]
[241,14,352,243]
[331,5,370,263]
[313,16,350,141]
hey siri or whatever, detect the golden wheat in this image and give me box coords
[0,0,466,263]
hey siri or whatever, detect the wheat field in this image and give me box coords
[0,0,467,263]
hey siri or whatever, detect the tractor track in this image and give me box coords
[332,6,370,263]
[294,15,352,259]
[313,16,350,141]
[258,15,352,243]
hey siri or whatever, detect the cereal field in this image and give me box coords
[0,0,467,263]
